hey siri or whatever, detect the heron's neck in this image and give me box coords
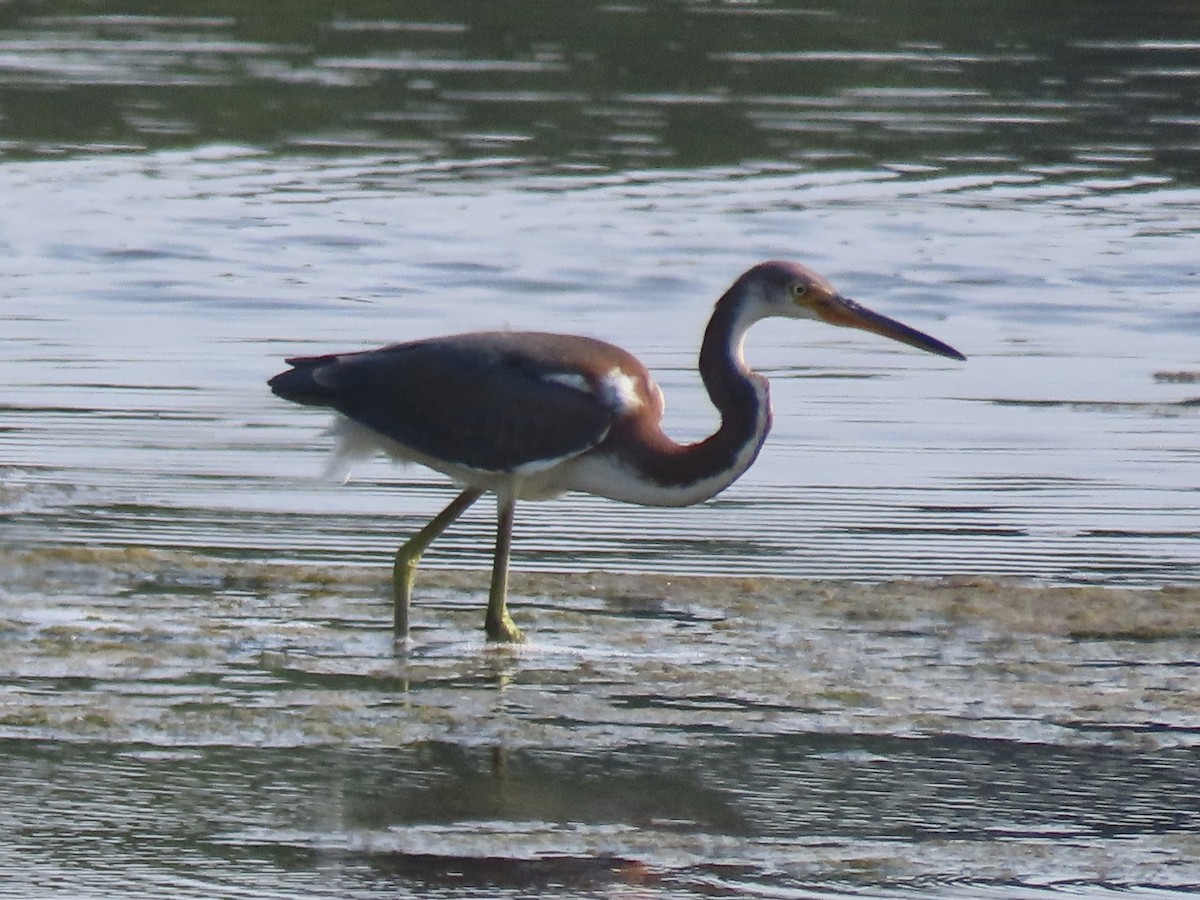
[689,289,773,491]
[698,289,769,438]
[597,290,772,507]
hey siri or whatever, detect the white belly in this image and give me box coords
[323,412,758,509]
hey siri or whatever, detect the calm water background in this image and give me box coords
[1,1,1199,897]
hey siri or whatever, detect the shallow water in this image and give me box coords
[2,4,1199,586]
[4,150,1197,586]
[2,2,1199,897]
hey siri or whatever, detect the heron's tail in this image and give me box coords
[267,355,340,407]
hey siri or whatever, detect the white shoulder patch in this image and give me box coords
[541,368,643,414]
[597,367,643,414]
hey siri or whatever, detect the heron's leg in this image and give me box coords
[392,487,483,637]
[484,496,524,643]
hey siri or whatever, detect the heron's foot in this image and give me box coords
[389,488,484,638]
[484,607,525,643]
[391,551,420,638]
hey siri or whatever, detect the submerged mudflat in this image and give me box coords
[3,547,1200,895]
[4,545,1198,748]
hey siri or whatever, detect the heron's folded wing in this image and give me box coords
[298,339,617,473]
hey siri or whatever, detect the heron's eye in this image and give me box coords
[790,282,809,299]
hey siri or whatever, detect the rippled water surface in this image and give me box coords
[2,1,1199,897]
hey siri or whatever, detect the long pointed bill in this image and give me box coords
[819,295,966,361]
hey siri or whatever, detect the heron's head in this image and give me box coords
[742,260,966,361]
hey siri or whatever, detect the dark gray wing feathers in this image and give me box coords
[270,336,618,472]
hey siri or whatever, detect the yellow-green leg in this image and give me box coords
[392,487,483,637]
[484,496,524,643]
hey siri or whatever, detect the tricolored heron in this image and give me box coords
[270,260,965,642]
